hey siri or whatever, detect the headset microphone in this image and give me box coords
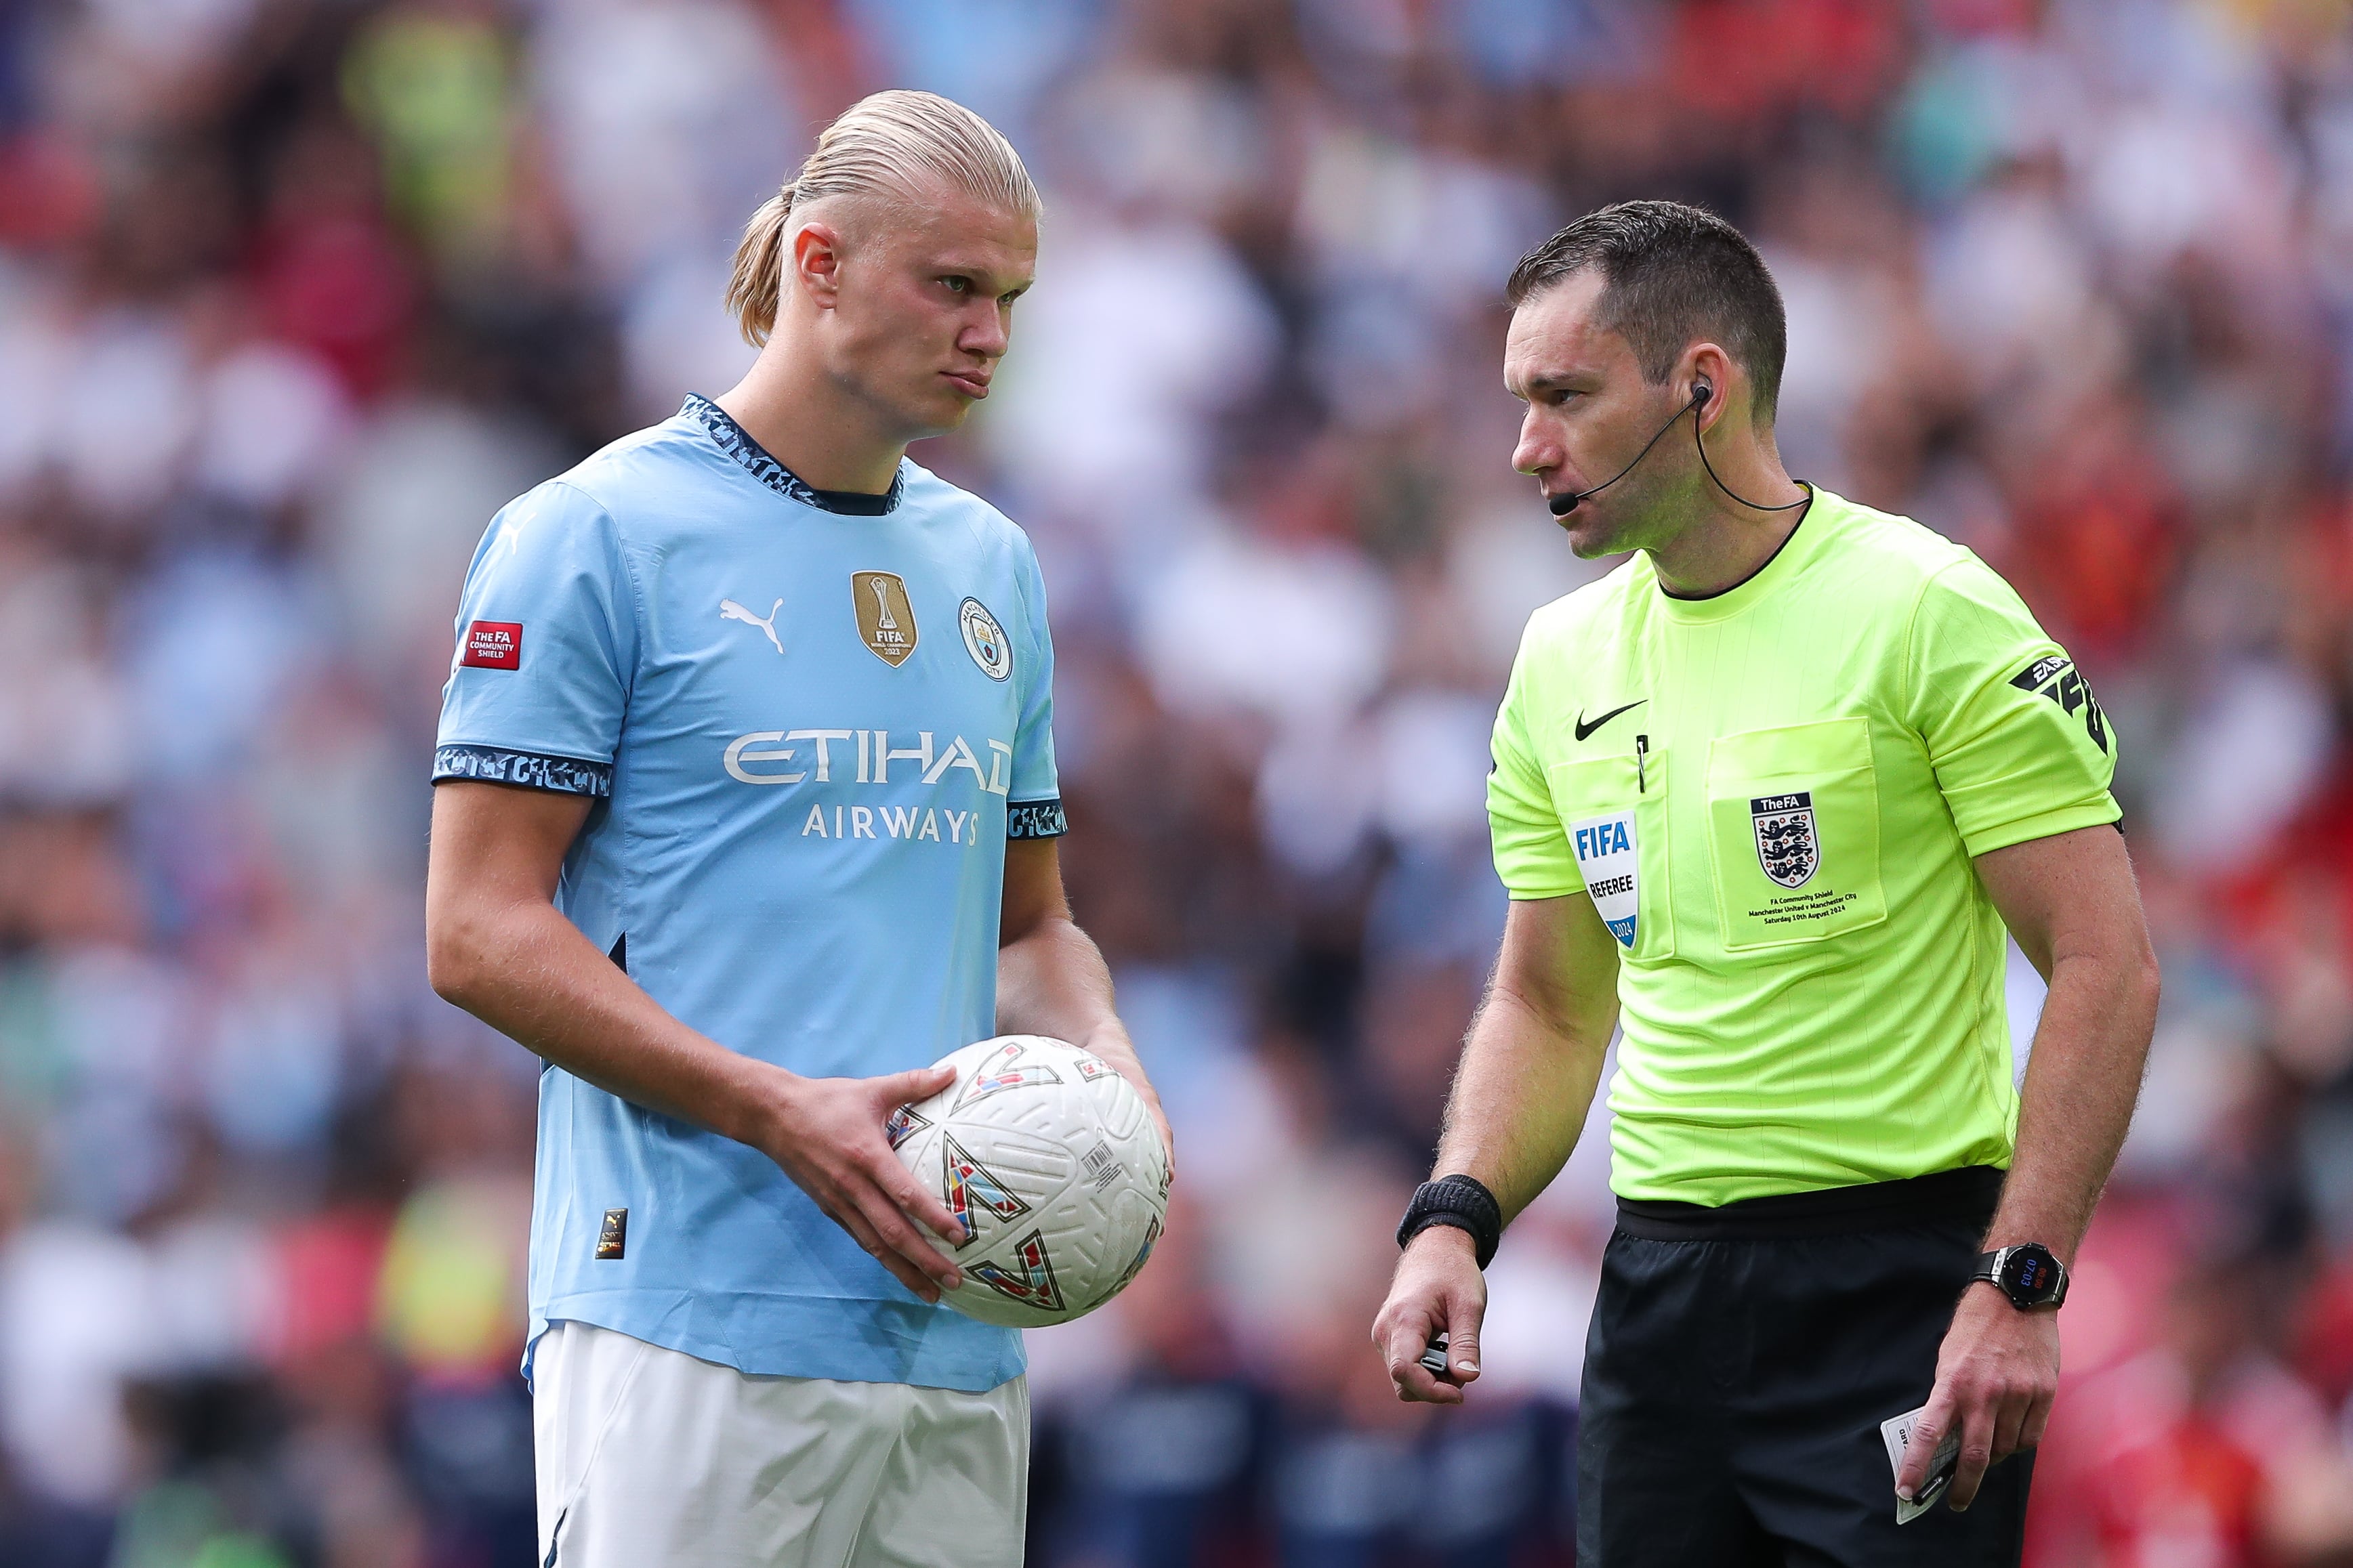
[1547,383,1711,516]
[1546,378,1808,517]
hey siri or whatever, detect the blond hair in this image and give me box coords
[726,90,1042,347]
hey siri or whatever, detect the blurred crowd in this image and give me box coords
[6,0,2353,1563]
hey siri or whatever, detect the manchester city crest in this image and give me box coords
[1750,792,1818,889]
[960,597,1012,681]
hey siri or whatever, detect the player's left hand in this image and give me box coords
[1902,1284,2060,1510]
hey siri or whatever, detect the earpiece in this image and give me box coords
[1546,373,1806,517]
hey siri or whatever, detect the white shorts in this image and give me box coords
[533,1320,1028,1568]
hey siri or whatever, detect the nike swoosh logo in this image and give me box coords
[1574,700,1646,742]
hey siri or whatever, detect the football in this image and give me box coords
[888,1035,1170,1328]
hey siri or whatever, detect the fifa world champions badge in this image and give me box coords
[852,571,919,666]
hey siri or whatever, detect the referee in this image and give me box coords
[1372,200,2159,1565]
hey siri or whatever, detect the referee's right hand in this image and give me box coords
[1373,1226,1487,1404]
[757,1064,972,1304]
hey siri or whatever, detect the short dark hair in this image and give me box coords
[1505,200,1787,420]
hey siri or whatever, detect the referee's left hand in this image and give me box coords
[1901,1284,2060,1510]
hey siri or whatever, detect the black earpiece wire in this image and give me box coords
[1689,381,1809,513]
[1547,379,1810,516]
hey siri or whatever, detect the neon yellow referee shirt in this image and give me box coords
[1488,488,2120,1206]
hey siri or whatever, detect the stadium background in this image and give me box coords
[0,0,2347,1563]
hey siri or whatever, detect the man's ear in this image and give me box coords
[1684,342,1737,430]
[791,221,846,310]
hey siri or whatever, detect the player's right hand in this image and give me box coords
[1372,1225,1486,1405]
[758,1064,970,1304]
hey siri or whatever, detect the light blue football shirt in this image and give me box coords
[432,394,1062,1392]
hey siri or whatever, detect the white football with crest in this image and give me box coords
[888,1035,1169,1328]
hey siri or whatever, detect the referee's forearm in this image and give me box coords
[1986,946,2161,1262]
[1434,983,1610,1225]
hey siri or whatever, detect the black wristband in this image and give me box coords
[1397,1174,1503,1269]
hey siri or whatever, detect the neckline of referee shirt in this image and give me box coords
[1650,482,1827,624]
[683,394,906,517]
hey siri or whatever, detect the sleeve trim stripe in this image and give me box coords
[1502,882,1587,902]
[1007,799,1067,839]
[1957,800,2121,860]
[432,745,613,798]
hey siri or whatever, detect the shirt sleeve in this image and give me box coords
[1906,555,2121,857]
[1005,538,1064,839]
[432,480,638,797]
[1488,633,1582,899]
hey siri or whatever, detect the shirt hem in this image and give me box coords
[529,1290,1025,1394]
[1609,1154,2016,1210]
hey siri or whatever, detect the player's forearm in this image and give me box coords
[1985,944,2160,1261]
[1434,981,1611,1224]
[429,896,779,1148]
[996,916,1152,1099]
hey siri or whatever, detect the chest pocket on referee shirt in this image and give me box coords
[1547,751,1675,960]
[1704,717,1886,951]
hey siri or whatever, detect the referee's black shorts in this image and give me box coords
[1577,1166,2031,1567]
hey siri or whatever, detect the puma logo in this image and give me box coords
[720,597,785,656]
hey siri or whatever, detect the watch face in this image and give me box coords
[2003,1246,2058,1302]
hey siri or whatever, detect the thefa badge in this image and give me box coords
[852,572,918,666]
[1750,792,1819,889]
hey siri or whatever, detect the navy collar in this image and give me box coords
[684,394,904,516]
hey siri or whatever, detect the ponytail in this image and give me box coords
[725,184,797,348]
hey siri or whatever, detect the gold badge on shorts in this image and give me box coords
[852,571,917,666]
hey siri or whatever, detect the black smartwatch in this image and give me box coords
[1971,1243,2068,1311]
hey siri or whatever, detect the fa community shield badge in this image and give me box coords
[1750,792,1818,889]
[959,597,1012,681]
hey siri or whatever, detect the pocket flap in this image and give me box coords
[1707,715,1871,788]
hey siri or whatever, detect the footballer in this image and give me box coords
[425,91,1168,1567]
